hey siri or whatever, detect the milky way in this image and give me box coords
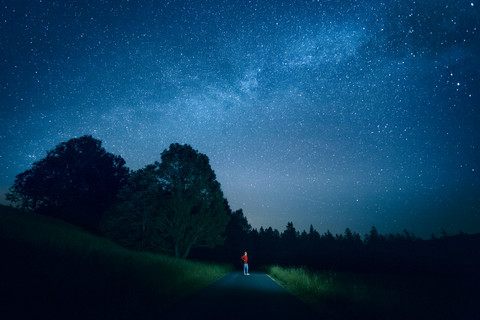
[1,0,479,237]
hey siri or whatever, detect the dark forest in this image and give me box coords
[6,135,480,279]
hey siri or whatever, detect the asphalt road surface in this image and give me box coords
[165,271,322,319]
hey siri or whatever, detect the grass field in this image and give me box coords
[0,205,232,319]
[267,265,478,320]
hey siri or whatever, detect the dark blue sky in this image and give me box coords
[1,0,479,237]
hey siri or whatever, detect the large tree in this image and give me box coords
[158,143,230,258]
[6,135,129,229]
[103,143,230,258]
[100,165,164,251]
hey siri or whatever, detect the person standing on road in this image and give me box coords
[241,252,249,275]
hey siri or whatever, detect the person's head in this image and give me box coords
[244,252,247,255]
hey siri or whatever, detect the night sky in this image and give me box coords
[1,0,479,238]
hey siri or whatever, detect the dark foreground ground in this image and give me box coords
[165,271,322,320]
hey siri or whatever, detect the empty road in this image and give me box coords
[165,271,322,319]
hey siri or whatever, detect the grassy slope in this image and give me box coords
[0,205,231,320]
[267,265,478,320]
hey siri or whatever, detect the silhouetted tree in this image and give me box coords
[156,143,230,258]
[297,225,321,267]
[365,226,382,245]
[248,228,260,261]
[103,143,229,259]
[282,222,298,243]
[322,230,335,243]
[256,226,281,265]
[344,227,354,241]
[307,225,320,242]
[6,135,129,230]
[342,228,362,247]
[223,209,252,258]
[280,222,299,265]
[100,165,162,251]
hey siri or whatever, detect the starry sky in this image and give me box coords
[1,0,479,238]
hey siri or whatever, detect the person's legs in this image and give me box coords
[244,263,248,275]
[245,263,249,275]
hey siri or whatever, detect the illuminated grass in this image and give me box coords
[267,265,477,320]
[0,205,232,319]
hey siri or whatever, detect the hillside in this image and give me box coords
[0,205,230,319]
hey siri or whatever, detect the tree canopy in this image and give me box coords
[6,135,129,229]
[101,165,162,251]
[103,143,230,258]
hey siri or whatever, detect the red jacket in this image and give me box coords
[241,254,248,264]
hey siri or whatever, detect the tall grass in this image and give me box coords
[0,205,231,319]
[267,265,477,320]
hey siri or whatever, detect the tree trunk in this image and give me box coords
[175,244,180,258]
[182,244,192,259]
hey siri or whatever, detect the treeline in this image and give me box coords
[6,135,480,277]
[6,135,230,258]
[194,210,480,277]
